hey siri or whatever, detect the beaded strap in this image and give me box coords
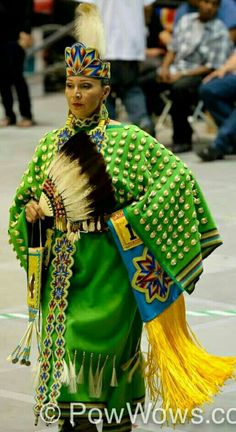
[34,235,76,419]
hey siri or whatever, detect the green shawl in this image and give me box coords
[9,122,222,295]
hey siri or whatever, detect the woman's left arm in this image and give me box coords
[8,131,56,270]
[123,131,222,293]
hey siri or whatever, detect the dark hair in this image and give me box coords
[200,0,221,4]
[101,78,110,86]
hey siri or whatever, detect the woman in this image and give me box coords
[8,4,236,432]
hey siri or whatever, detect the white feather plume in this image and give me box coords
[74,3,106,58]
[39,153,95,222]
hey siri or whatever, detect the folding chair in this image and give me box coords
[187,100,216,138]
[155,90,172,131]
[155,93,216,137]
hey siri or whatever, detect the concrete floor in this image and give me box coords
[0,93,236,432]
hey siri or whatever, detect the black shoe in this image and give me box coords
[197,146,224,161]
[172,143,192,153]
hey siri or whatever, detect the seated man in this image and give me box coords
[157,0,233,153]
[197,51,236,161]
[175,0,236,42]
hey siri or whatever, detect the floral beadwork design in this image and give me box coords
[132,247,173,303]
[56,127,74,152]
[89,126,107,153]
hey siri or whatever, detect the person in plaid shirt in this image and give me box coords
[157,0,233,153]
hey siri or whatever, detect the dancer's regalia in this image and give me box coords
[8,4,236,430]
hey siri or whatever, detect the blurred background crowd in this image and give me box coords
[1,0,236,161]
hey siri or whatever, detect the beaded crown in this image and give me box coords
[65,3,110,79]
[65,43,110,78]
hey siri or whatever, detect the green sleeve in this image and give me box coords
[8,130,57,270]
[122,130,222,293]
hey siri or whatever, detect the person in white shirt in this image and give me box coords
[78,0,155,135]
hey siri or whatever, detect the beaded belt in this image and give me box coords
[69,215,109,235]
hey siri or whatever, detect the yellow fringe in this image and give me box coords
[144,294,236,424]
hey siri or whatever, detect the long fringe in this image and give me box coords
[144,294,236,424]
[61,359,70,386]
[77,352,85,385]
[32,357,41,388]
[68,351,77,394]
[95,355,109,398]
[7,321,35,365]
[110,355,118,387]
[89,353,96,397]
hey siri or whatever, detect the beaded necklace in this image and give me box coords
[56,104,109,154]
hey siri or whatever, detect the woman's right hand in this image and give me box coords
[25,200,45,223]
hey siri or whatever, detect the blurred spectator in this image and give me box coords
[147,6,176,54]
[33,1,77,92]
[197,51,236,161]
[34,0,54,14]
[33,0,54,25]
[0,0,34,127]
[175,0,236,42]
[79,0,155,136]
[141,6,176,116]
[157,0,233,153]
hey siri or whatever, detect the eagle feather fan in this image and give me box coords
[39,130,116,225]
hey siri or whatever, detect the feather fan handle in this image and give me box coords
[74,3,106,58]
[39,191,53,217]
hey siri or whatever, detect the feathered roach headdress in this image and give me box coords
[65,3,110,78]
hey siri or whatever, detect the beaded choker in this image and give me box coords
[72,104,108,129]
[56,104,109,152]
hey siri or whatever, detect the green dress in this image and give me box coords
[42,229,145,419]
[8,119,222,428]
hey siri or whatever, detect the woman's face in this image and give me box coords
[65,76,110,119]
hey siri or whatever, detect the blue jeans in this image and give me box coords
[106,84,154,133]
[105,60,154,135]
[199,74,236,154]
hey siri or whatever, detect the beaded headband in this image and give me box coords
[65,3,110,79]
[65,42,110,79]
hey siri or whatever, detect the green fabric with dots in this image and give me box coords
[9,123,222,291]
[8,121,222,412]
